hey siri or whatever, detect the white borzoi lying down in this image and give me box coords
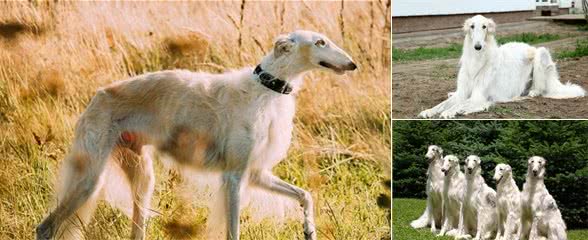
[418,15,585,119]
[410,145,445,232]
[457,155,497,240]
[494,163,522,240]
[438,155,466,237]
[521,157,567,240]
[35,30,357,240]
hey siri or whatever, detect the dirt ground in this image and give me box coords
[392,21,588,119]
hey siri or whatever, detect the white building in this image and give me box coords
[392,0,537,33]
[393,0,535,17]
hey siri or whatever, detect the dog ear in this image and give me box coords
[273,35,294,58]
[487,18,496,34]
[462,18,473,34]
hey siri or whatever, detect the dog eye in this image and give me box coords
[482,25,486,29]
[315,39,326,48]
[470,25,474,29]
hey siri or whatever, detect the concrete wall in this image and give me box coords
[392,11,535,33]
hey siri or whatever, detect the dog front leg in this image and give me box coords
[494,212,502,240]
[457,202,466,238]
[427,197,437,233]
[529,215,541,240]
[437,207,450,237]
[251,170,316,240]
[224,171,243,240]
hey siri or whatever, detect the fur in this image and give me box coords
[410,145,445,233]
[521,157,567,240]
[437,155,465,237]
[457,155,497,240]
[418,15,585,119]
[35,30,357,240]
[494,163,522,240]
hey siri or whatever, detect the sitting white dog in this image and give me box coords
[411,145,445,232]
[521,156,567,240]
[457,155,497,240]
[438,155,465,237]
[494,163,522,240]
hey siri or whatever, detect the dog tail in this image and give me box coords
[533,47,586,99]
[410,205,430,229]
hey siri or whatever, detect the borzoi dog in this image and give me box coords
[521,157,567,240]
[438,155,465,237]
[494,163,522,240]
[458,155,497,240]
[418,15,585,119]
[410,145,445,232]
[35,30,357,240]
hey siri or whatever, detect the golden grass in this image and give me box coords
[0,1,390,239]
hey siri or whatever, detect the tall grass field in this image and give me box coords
[0,1,391,239]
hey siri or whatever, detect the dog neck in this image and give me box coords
[258,52,309,93]
[427,155,443,177]
[525,173,545,189]
[498,175,518,192]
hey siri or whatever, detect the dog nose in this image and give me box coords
[346,62,357,71]
[474,44,482,51]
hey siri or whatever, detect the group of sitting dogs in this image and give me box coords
[410,145,567,240]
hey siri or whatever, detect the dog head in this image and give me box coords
[441,155,460,176]
[464,155,481,176]
[273,30,356,74]
[425,145,443,162]
[494,163,512,183]
[527,156,546,178]
[463,15,496,52]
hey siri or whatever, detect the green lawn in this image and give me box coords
[393,198,588,240]
[557,40,588,59]
[393,33,564,62]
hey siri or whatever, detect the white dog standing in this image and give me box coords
[36,30,357,240]
[458,155,497,240]
[494,163,522,240]
[411,145,445,232]
[438,155,465,237]
[521,156,567,240]
[419,15,585,119]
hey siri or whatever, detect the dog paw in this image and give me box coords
[528,90,542,97]
[36,223,53,240]
[418,109,435,118]
[304,230,317,240]
[303,222,317,240]
[440,111,457,119]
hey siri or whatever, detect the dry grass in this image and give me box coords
[0,1,390,239]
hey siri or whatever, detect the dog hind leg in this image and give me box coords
[115,146,155,240]
[36,90,118,240]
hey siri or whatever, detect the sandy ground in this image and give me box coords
[392,21,588,119]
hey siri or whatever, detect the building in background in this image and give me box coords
[393,0,536,33]
[535,0,575,16]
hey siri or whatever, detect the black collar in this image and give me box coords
[253,65,292,94]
